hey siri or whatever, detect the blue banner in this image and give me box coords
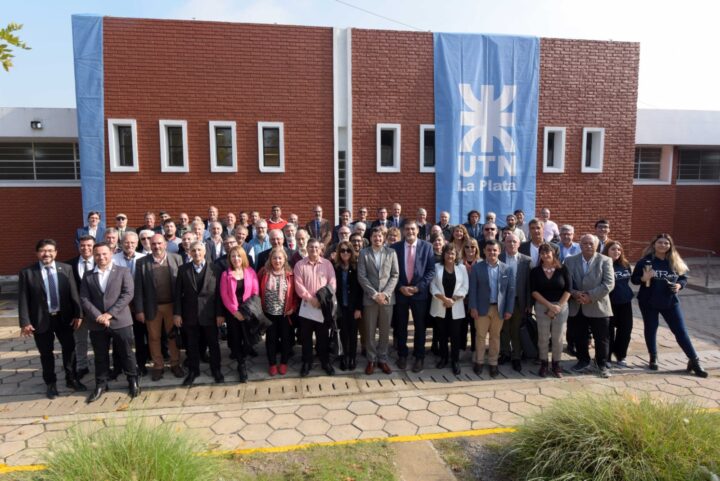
[434,33,539,225]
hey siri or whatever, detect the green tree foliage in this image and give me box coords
[0,22,31,72]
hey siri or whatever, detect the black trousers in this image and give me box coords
[300,316,329,365]
[609,302,633,361]
[266,313,293,365]
[184,324,221,374]
[571,311,609,365]
[132,319,149,370]
[435,310,463,362]
[338,305,359,360]
[90,325,137,386]
[227,316,251,362]
[393,299,429,359]
[33,315,76,384]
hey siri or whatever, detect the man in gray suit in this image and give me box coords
[80,242,139,403]
[499,233,532,371]
[357,227,399,375]
[564,234,615,378]
[134,234,185,381]
[469,240,516,378]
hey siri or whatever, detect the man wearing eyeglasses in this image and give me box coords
[114,213,135,240]
[305,205,332,246]
[479,222,499,259]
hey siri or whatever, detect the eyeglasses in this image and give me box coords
[484,228,496,231]
[140,237,151,241]
[339,249,352,254]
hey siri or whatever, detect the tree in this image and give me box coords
[0,22,30,72]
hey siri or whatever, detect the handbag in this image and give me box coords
[519,312,539,360]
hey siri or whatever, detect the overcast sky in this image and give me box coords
[1,0,718,110]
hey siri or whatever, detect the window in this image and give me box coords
[159,120,189,172]
[634,147,662,180]
[419,124,435,173]
[108,119,139,172]
[542,127,566,173]
[0,142,80,185]
[677,148,720,182]
[209,121,237,172]
[257,122,285,172]
[581,128,604,173]
[376,123,401,173]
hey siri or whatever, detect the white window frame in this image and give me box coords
[633,145,673,185]
[542,126,566,173]
[159,120,189,173]
[209,121,237,173]
[108,118,139,172]
[257,121,285,173]
[419,124,435,173]
[376,123,401,173]
[581,127,605,173]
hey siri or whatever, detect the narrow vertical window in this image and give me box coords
[376,123,401,172]
[258,122,285,172]
[419,124,435,173]
[159,120,189,172]
[581,127,605,173]
[209,121,237,172]
[543,127,566,173]
[108,119,139,172]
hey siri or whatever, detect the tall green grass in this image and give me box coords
[42,418,222,481]
[500,394,720,481]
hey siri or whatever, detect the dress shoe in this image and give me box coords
[489,365,499,378]
[128,377,141,398]
[46,382,59,400]
[365,362,376,375]
[339,357,348,371]
[473,363,483,375]
[171,365,185,378]
[300,363,311,377]
[322,363,335,376]
[379,362,392,375]
[213,371,225,383]
[688,358,709,378]
[86,385,107,403]
[571,360,591,372]
[182,371,198,387]
[151,369,164,381]
[278,364,288,375]
[436,358,448,369]
[498,354,510,365]
[238,362,248,383]
[512,360,522,372]
[348,358,357,371]
[649,354,658,370]
[551,361,563,378]
[76,367,90,380]
[451,362,461,376]
[397,357,407,370]
[412,358,424,373]
[538,361,549,378]
[66,379,87,392]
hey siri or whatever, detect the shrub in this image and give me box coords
[42,418,223,481]
[499,394,720,481]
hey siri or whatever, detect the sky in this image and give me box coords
[1,0,719,111]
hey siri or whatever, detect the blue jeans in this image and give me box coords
[639,302,698,360]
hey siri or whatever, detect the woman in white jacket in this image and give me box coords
[430,244,469,375]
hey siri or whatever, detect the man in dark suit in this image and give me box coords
[114,213,136,240]
[305,205,332,246]
[357,227,399,375]
[173,241,225,386]
[519,219,559,267]
[80,242,139,403]
[468,240,516,378]
[389,203,405,229]
[391,220,436,372]
[256,229,294,270]
[19,239,86,399]
[370,206,390,231]
[64,234,95,380]
[204,222,226,262]
[134,234,185,382]
[75,210,105,248]
[499,233,532,371]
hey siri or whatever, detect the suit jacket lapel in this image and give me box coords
[33,265,48,303]
[200,264,212,294]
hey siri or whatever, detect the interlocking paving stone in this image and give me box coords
[241,408,274,424]
[296,405,328,420]
[296,419,331,436]
[383,419,417,436]
[347,400,378,415]
[211,416,246,434]
[446,393,477,407]
[398,396,429,411]
[326,424,361,441]
[438,415,472,431]
[323,409,355,425]
[353,414,386,431]
[268,413,302,429]
[238,423,274,441]
[184,413,220,428]
[458,405,492,422]
[427,400,459,416]
[377,405,408,421]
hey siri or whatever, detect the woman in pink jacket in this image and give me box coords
[220,245,259,383]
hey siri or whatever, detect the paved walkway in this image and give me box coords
[0,288,718,467]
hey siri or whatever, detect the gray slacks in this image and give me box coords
[363,303,393,363]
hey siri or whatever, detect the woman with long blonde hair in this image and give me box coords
[631,233,706,377]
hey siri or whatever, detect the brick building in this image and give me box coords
[1,16,653,274]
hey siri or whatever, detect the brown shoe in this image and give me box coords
[365,362,375,375]
[378,362,392,374]
[151,369,163,381]
[171,365,185,378]
[473,363,483,375]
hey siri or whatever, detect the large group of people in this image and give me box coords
[18,203,708,404]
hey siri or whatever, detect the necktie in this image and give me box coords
[46,266,59,312]
[82,260,90,279]
[315,220,321,238]
[406,244,415,283]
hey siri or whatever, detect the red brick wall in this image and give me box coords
[0,188,82,274]
[351,32,639,233]
[351,29,436,222]
[537,38,639,246]
[103,18,334,228]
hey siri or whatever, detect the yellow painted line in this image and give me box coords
[0,463,46,474]
[200,427,517,457]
